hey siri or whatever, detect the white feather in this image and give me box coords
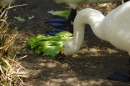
[63,1,130,56]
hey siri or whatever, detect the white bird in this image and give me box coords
[54,0,129,33]
[55,0,121,9]
[61,1,130,58]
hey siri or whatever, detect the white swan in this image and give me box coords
[54,0,128,33]
[61,1,130,56]
[55,0,122,9]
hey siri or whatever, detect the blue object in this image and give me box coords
[46,29,64,36]
[45,17,68,28]
[49,23,67,28]
[45,17,69,35]
[49,17,68,23]
[107,72,130,82]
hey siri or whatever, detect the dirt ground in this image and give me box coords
[7,0,130,86]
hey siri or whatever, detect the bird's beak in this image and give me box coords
[61,47,64,54]
[54,46,65,60]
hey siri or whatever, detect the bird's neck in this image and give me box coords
[72,9,105,51]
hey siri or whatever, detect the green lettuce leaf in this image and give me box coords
[48,10,70,19]
[14,16,26,22]
[27,31,72,57]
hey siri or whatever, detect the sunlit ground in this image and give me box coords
[9,0,130,86]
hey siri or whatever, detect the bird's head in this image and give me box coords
[61,38,78,56]
[55,38,77,60]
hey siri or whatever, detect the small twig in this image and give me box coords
[7,4,27,10]
[7,57,26,69]
[45,80,51,86]
[17,55,28,61]
[0,4,27,18]
[0,83,4,86]
[18,77,25,85]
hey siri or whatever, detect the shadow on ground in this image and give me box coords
[7,0,130,86]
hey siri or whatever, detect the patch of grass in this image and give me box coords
[0,5,28,86]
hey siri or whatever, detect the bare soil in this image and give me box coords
[7,0,130,86]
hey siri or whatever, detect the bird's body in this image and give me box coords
[54,0,129,33]
[55,0,120,9]
[101,3,130,52]
[62,1,130,56]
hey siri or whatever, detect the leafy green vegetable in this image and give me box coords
[48,10,70,19]
[14,16,25,22]
[27,31,72,57]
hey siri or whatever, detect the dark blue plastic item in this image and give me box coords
[46,29,64,36]
[45,17,69,35]
[49,17,68,23]
[45,17,68,28]
[107,72,130,82]
[49,23,66,28]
